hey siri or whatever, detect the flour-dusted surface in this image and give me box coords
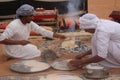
[10,60,50,73]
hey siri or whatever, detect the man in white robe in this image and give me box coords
[69,13,120,68]
[0,4,66,60]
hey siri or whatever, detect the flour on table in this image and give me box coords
[22,60,50,71]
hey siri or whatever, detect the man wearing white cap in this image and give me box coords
[69,13,120,68]
[0,4,66,60]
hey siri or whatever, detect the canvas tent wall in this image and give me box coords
[0,0,87,19]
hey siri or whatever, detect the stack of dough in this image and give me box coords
[61,39,78,49]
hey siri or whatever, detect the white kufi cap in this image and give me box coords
[79,13,100,29]
[15,4,34,18]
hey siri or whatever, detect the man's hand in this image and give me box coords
[69,59,83,68]
[53,33,66,40]
[58,35,66,39]
[69,55,104,68]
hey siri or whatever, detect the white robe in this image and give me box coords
[0,19,53,59]
[92,19,120,68]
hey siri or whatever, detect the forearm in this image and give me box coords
[0,39,30,45]
[69,55,104,67]
[80,55,104,65]
[0,39,18,45]
[82,49,92,57]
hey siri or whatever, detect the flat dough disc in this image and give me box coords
[51,59,76,70]
[10,60,50,73]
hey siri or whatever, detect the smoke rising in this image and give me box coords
[67,0,81,13]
